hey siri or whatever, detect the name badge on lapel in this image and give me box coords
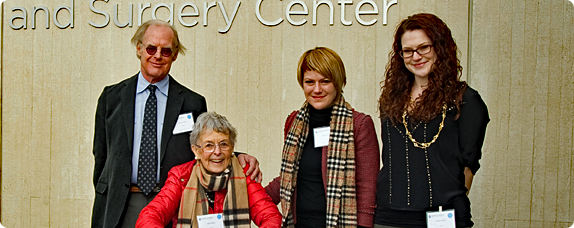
[173,113,194,134]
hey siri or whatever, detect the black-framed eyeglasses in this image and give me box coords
[400,44,433,58]
[195,140,232,153]
[143,44,173,57]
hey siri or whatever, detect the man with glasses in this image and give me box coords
[91,20,261,228]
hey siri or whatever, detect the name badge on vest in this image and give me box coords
[426,207,456,228]
[197,213,224,228]
[313,127,330,148]
[173,113,195,134]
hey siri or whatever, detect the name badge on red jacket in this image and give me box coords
[197,213,224,228]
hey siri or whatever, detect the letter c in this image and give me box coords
[256,0,282,26]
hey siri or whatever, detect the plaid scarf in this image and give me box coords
[177,156,250,228]
[279,96,357,227]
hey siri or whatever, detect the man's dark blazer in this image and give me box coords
[91,74,207,228]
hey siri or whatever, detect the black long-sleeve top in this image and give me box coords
[375,87,489,228]
[295,105,332,228]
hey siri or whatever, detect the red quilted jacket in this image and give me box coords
[137,160,282,228]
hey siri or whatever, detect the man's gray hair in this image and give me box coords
[189,112,237,146]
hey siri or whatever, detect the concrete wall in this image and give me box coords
[469,1,574,227]
[0,0,572,227]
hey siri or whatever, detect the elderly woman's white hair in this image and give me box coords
[189,112,237,146]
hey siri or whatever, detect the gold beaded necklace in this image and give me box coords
[401,104,447,149]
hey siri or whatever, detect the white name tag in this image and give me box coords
[313,127,330,148]
[426,209,456,228]
[197,213,224,228]
[173,113,195,134]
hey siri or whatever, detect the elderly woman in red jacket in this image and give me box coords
[265,47,380,228]
[137,112,282,228]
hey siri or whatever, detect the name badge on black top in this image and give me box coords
[313,127,330,148]
[426,207,455,228]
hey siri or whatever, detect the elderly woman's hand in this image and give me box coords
[237,154,262,183]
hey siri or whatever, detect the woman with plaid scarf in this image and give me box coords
[265,47,380,228]
[136,112,282,228]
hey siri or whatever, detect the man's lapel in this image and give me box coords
[161,77,184,161]
[121,75,138,154]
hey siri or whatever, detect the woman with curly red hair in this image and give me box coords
[375,13,489,227]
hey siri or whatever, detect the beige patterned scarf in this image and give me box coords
[177,156,250,228]
[279,96,357,227]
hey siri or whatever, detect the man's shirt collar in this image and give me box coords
[136,72,169,96]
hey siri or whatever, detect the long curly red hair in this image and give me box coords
[378,13,467,124]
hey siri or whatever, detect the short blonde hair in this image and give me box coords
[131,20,187,58]
[297,47,346,98]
